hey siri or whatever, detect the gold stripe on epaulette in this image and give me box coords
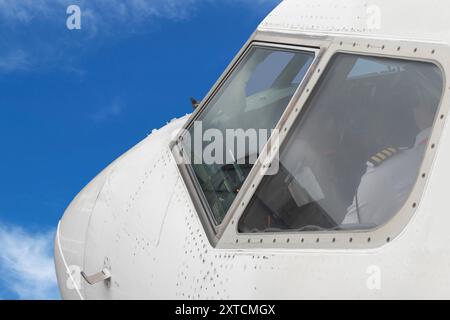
[371,155,382,163]
[368,147,399,167]
[381,149,392,157]
[376,152,387,160]
[387,147,397,154]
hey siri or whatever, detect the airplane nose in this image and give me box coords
[54,167,111,300]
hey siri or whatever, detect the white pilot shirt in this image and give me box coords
[342,128,431,227]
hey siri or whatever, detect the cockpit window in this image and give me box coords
[182,46,315,225]
[238,53,443,233]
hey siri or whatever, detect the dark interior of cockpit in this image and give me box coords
[239,53,443,233]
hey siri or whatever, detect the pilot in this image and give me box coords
[342,89,439,227]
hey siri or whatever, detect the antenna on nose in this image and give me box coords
[190,97,200,110]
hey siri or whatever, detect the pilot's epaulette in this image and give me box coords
[368,147,399,167]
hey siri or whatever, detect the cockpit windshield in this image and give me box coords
[238,53,443,233]
[182,46,315,225]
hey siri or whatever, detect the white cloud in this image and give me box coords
[0,50,31,73]
[0,0,57,24]
[0,0,280,73]
[0,0,190,24]
[0,0,280,28]
[89,101,123,122]
[0,223,59,300]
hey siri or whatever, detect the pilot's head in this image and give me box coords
[403,82,439,132]
[367,83,440,149]
[388,83,438,135]
[412,99,437,132]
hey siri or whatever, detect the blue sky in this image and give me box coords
[0,0,280,299]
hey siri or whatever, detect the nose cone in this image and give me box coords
[54,115,190,299]
[54,167,111,300]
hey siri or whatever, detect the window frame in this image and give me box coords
[215,32,449,250]
[170,40,321,245]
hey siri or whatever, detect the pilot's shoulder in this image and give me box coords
[366,147,401,169]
